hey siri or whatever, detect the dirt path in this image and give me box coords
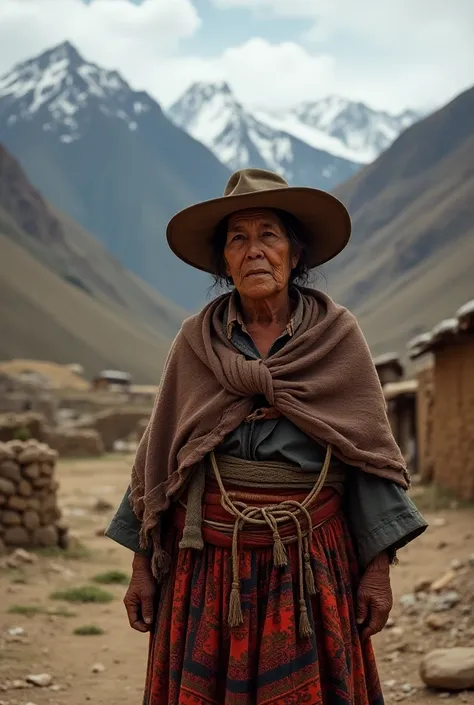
[1,455,473,704]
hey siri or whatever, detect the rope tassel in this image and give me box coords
[303,537,316,595]
[299,599,313,638]
[273,531,288,567]
[228,581,244,627]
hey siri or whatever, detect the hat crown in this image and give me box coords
[223,168,289,198]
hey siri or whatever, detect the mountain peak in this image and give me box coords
[266,96,421,163]
[42,40,84,66]
[179,81,238,107]
[0,41,150,144]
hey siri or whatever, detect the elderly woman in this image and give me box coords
[106,168,427,705]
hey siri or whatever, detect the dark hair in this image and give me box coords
[210,208,311,290]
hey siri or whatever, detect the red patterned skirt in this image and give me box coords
[144,484,384,705]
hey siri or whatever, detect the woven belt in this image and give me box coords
[179,445,334,638]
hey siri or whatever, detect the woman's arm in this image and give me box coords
[104,486,152,556]
[346,471,428,569]
[123,553,157,632]
[356,550,393,641]
[105,488,156,631]
[347,472,427,640]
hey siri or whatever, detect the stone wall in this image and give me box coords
[416,365,435,483]
[45,429,104,458]
[0,372,57,422]
[0,412,48,443]
[0,440,67,552]
[432,341,474,500]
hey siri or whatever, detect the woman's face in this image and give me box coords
[224,208,298,300]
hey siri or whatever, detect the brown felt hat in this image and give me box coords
[166,168,351,273]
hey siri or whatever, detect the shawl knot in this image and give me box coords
[229,356,275,405]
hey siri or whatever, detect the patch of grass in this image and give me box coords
[50,585,114,604]
[73,624,105,636]
[47,607,77,617]
[92,570,129,585]
[8,604,44,617]
[10,574,28,585]
[34,540,92,561]
[410,483,474,511]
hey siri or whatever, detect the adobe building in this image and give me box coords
[408,300,474,501]
[373,353,404,386]
[383,379,418,475]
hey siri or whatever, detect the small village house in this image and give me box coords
[129,384,159,405]
[372,353,419,472]
[383,379,418,475]
[408,299,474,501]
[373,353,404,386]
[91,369,132,393]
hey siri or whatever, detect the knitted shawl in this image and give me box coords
[129,287,409,578]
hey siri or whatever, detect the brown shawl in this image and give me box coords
[130,287,409,578]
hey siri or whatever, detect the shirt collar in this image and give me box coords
[226,287,304,340]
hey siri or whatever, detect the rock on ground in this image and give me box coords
[420,647,474,690]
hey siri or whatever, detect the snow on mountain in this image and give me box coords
[0,41,233,310]
[0,41,156,142]
[168,82,361,189]
[262,96,421,164]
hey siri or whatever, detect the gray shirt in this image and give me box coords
[105,289,427,568]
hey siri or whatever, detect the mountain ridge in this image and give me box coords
[0,143,185,381]
[168,81,361,189]
[326,85,474,356]
[0,41,229,309]
[169,82,420,169]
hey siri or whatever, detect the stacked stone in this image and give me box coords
[0,440,67,552]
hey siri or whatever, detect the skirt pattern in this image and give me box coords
[144,507,383,705]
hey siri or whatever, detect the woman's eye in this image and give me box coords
[263,231,276,237]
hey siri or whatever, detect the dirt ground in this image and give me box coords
[1,455,473,705]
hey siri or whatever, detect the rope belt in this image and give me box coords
[178,445,336,639]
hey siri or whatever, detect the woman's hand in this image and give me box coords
[123,553,156,632]
[356,551,393,642]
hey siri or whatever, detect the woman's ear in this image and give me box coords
[290,250,299,270]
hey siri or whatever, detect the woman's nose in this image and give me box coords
[245,241,264,259]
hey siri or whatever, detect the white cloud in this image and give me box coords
[213,39,334,109]
[211,0,474,111]
[0,0,200,82]
[0,0,472,113]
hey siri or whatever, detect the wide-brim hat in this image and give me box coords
[166,168,351,274]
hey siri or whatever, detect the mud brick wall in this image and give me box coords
[432,341,474,501]
[0,440,67,552]
[45,428,104,457]
[75,408,150,452]
[416,365,435,483]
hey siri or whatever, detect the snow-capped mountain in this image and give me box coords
[261,96,421,164]
[168,82,361,190]
[169,83,421,169]
[0,40,156,142]
[0,41,231,309]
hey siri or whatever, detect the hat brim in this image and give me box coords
[166,186,351,274]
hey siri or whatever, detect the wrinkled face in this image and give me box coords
[224,208,298,300]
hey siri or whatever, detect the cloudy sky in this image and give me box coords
[0,0,473,112]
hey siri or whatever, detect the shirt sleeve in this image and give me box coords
[346,471,428,569]
[104,486,151,555]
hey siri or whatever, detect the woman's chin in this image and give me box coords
[239,281,278,300]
